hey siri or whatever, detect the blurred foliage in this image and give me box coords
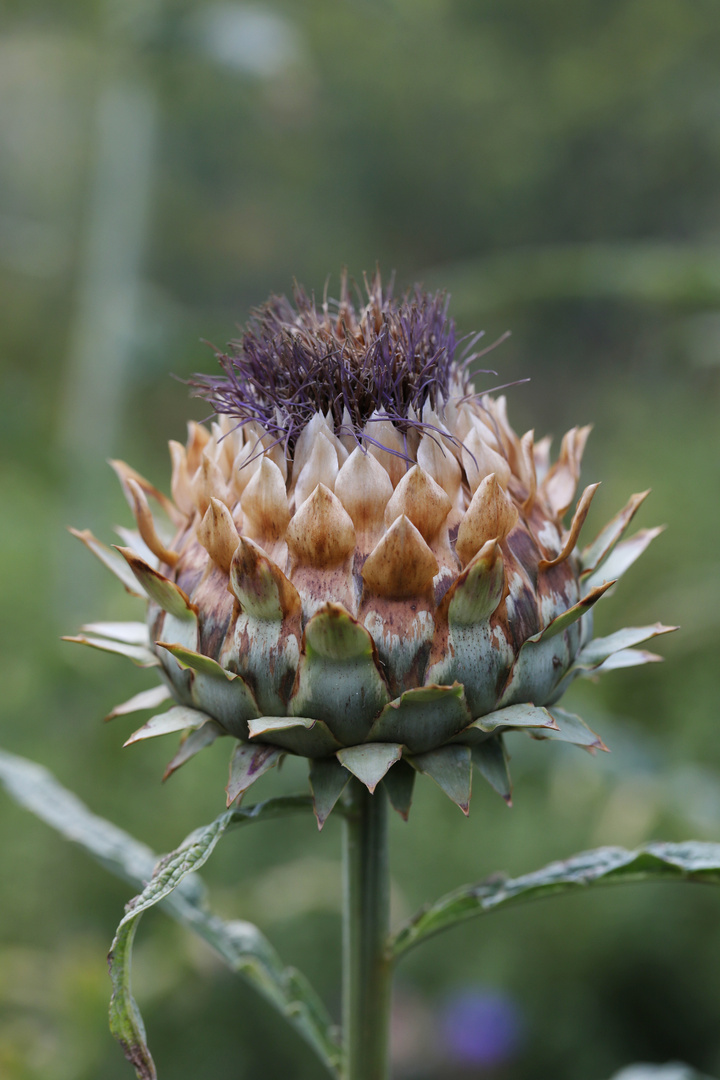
[1,0,719,1077]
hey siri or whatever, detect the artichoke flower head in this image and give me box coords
[68,273,674,826]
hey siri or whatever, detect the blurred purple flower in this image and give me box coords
[439,986,524,1069]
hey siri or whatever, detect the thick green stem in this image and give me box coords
[342,779,392,1080]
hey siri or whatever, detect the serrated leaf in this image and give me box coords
[392,839,720,958]
[0,752,340,1076]
[62,635,160,668]
[109,918,156,1079]
[336,743,402,793]
[408,744,472,814]
[309,757,351,828]
[367,684,472,754]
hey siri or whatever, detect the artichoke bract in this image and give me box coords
[67,275,674,826]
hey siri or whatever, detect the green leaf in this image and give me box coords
[392,839,720,959]
[108,918,157,1079]
[608,1065,716,1080]
[0,751,340,1077]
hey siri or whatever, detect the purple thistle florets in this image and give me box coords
[190,271,489,456]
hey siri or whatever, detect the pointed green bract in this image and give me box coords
[382,759,416,820]
[471,736,512,803]
[106,684,172,721]
[309,757,351,828]
[69,527,146,597]
[461,703,558,739]
[540,707,608,751]
[576,624,676,669]
[62,634,160,668]
[226,742,283,804]
[368,684,472,754]
[498,582,613,707]
[248,716,341,757]
[336,743,402,793]
[156,642,231,678]
[534,581,614,643]
[116,547,197,622]
[592,647,663,672]
[583,526,664,592]
[425,542,511,718]
[409,744,473,814]
[157,642,259,739]
[447,540,505,625]
[290,604,390,744]
[124,706,208,746]
[82,621,150,645]
[548,623,676,702]
[580,489,650,573]
[164,721,224,780]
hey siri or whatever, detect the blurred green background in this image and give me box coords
[1,0,720,1077]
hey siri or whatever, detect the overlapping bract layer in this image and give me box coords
[68,390,673,826]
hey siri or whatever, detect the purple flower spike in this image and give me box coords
[189,269,489,456]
